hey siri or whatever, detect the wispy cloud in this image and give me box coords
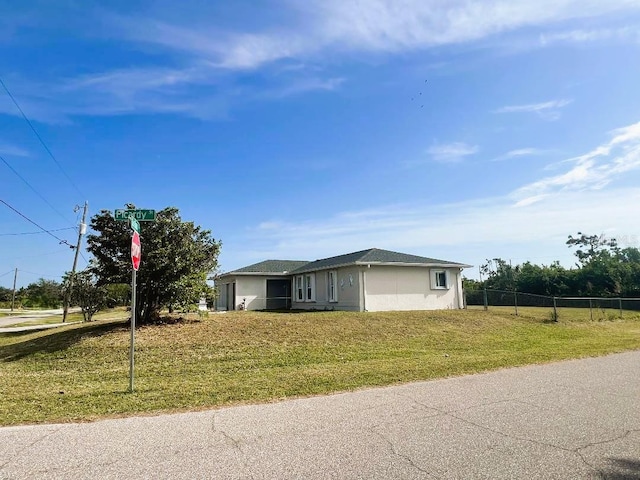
[224,187,640,271]
[110,1,640,70]
[0,142,29,157]
[512,121,640,206]
[222,120,640,269]
[539,26,640,46]
[494,99,572,121]
[492,148,547,162]
[4,0,640,121]
[425,142,479,164]
[0,65,344,122]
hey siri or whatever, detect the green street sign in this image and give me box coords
[129,216,140,234]
[114,209,156,221]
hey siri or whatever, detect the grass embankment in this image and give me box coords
[1,307,639,426]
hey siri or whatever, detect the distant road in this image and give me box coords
[0,308,79,328]
[1,351,638,479]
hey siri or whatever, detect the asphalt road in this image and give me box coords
[1,351,638,479]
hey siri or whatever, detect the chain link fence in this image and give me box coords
[465,289,640,321]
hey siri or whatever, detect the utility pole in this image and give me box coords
[10,268,17,311]
[63,201,88,322]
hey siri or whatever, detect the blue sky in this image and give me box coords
[2,0,640,288]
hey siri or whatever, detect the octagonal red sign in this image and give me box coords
[131,231,141,271]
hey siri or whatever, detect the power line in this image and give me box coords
[0,270,14,278]
[0,199,74,248]
[0,227,75,236]
[0,153,75,226]
[0,76,84,198]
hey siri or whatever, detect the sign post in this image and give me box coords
[116,207,154,392]
[129,223,142,393]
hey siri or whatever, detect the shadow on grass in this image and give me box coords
[0,320,128,362]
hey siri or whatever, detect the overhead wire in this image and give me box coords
[0,153,75,226]
[0,199,74,248]
[0,76,85,198]
[0,227,75,236]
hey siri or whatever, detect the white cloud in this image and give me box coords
[222,120,640,270]
[425,142,479,164]
[6,1,639,120]
[512,120,640,206]
[0,143,29,157]
[494,99,572,121]
[257,76,345,99]
[108,1,640,70]
[5,1,639,121]
[492,148,547,162]
[539,26,640,46]
[0,66,343,122]
[222,187,640,272]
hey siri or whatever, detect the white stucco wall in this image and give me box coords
[291,267,362,311]
[235,276,267,310]
[364,266,463,311]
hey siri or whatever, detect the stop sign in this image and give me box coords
[131,231,141,271]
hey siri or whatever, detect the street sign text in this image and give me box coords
[114,209,156,221]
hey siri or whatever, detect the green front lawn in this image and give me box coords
[1,308,639,426]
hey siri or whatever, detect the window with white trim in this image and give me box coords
[295,275,304,302]
[305,274,316,302]
[328,270,338,302]
[431,270,449,289]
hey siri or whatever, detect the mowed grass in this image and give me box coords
[1,307,639,426]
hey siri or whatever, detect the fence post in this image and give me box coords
[589,298,593,321]
[483,288,488,311]
[553,296,558,322]
[514,290,518,316]
[619,297,623,318]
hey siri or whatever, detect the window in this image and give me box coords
[294,274,316,302]
[305,274,316,302]
[328,270,338,302]
[432,270,449,289]
[295,275,304,302]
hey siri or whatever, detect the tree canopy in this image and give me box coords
[86,207,221,323]
[474,232,640,298]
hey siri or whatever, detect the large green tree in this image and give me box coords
[21,279,63,308]
[87,207,221,324]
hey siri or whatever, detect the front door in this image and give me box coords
[227,282,236,310]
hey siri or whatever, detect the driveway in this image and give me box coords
[0,351,638,479]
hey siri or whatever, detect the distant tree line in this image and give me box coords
[0,278,131,311]
[465,233,640,298]
[0,278,63,309]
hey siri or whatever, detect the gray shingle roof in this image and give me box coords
[221,260,309,276]
[289,248,470,274]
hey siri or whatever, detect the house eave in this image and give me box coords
[291,261,472,274]
[355,261,473,269]
[215,271,294,280]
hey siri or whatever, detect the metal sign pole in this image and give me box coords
[129,263,137,392]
